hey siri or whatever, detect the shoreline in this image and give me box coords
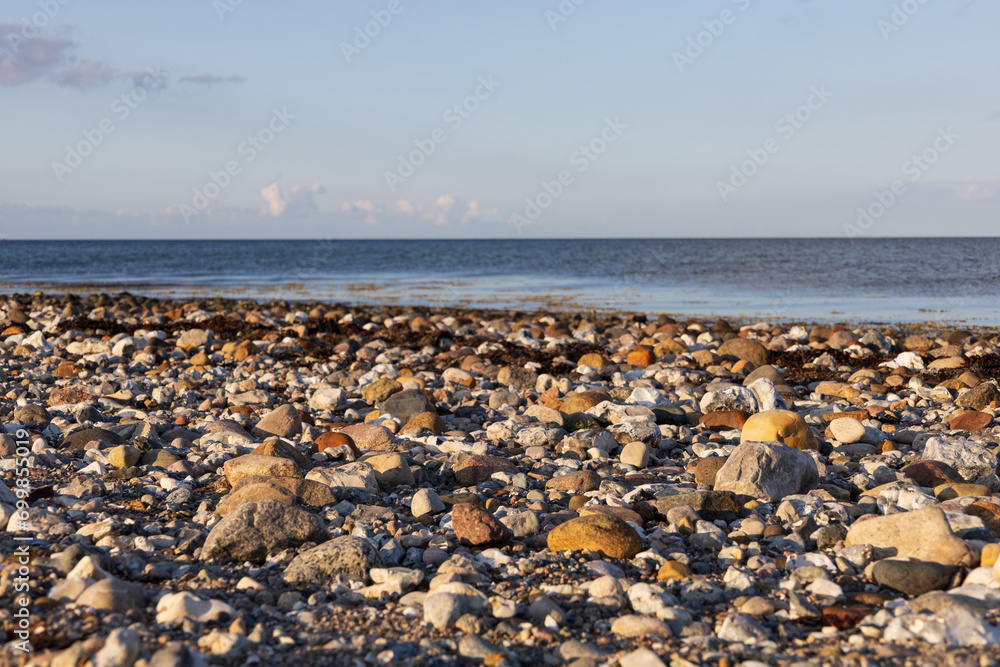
[2,291,1000,664]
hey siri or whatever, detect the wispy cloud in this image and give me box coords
[391,195,500,227]
[180,74,245,85]
[953,183,998,201]
[56,60,115,89]
[0,27,74,86]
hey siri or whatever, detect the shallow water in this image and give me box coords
[2,238,998,325]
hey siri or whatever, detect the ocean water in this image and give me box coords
[1,238,999,325]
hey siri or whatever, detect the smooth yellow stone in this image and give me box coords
[981,543,1000,568]
[934,483,992,501]
[657,561,690,581]
[741,409,819,451]
[364,410,381,423]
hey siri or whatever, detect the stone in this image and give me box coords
[252,438,310,472]
[950,412,993,433]
[620,649,667,667]
[12,404,50,427]
[92,628,140,667]
[652,491,740,522]
[657,561,690,581]
[156,592,235,625]
[107,445,140,469]
[366,453,415,487]
[620,442,651,468]
[699,410,749,431]
[308,387,346,411]
[76,579,145,612]
[497,365,538,391]
[339,423,397,451]
[423,592,463,630]
[713,441,819,501]
[223,454,302,486]
[610,615,672,638]
[252,404,302,439]
[451,503,512,547]
[362,377,402,402]
[845,507,976,567]
[578,353,609,369]
[829,417,867,444]
[215,482,299,517]
[231,476,337,507]
[453,454,517,486]
[957,382,1000,411]
[902,460,964,487]
[61,427,126,450]
[177,328,210,350]
[699,386,758,414]
[547,514,642,560]
[626,346,655,367]
[935,483,992,501]
[545,470,602,494]
[717,613,771,644]
[694,457,727,486]
[560,390,612,414]
[201,500,326,563]
[381,390,434,424]
[741,409,818,451]
[284,536,384,584]
[717,337,768,366]
[48,386,93,407]
[314,432,360,456]
[922,437,998,482]
[871,559,955,597]
[411,488,445,517]
[401,411,447,434]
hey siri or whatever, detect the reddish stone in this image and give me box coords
[901,460,963,488]
[694,457,728,486]
[626,346,656,367]
[47,387,92,407]
[965,501,1000,535]
[545,470,602,494]
[452,454,518,486]
[699,411,749,432]
[451,503,511,547]
[949,411,993,433]
[821,605,873,630]
[314,432,360,457]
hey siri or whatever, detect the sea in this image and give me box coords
[1,238,999,326]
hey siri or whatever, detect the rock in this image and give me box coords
[741,410,818,451]
[283,536,384,584]
[92,628,140,667]
[545,470,602,494]
[547,514,642,560]
[177,329,210,350]
[453,454,517,486]
[747,377,788,412]
[957,382,1000,411]
[699,410,750,431]
[252,404,302,439]
[252,438,310,472]
[156,592,235,625]
[76,579,145,612]
[13,404,50,427]
[902,460,964,487]
[653,491,740,522]
[694,457,727,486]
[699,386,758,414]
[339,423,398,451]
[201,500,326,563]
[619,648,667,667]
[314,431,360,456]
[451,503,511,547]
[657,561,690,581]
[48,386,93,407]
[717,338,768,366]
[401,411,447,434]
[215,482,299,517]
[713,441,819,501]
[497,365,538,392]
[620,442,650,468]
[922,437,998,482]
[223,454,302,486]
[626,346,655,367]
[362,377,402,402]
[107,445,140,469]
[411,488,445,517]
[610,615,672,638]
[560,390,612,414]
[231,476,337,507]
[845,507,976,567]
[366,453,415,487]
[950,411,994,433]
[423,592,463,630]
[61,427,126,450]
[871,559,955,597]
[308,387,346,411]
[829,417,867,444]
[381,390,434,424]
[717,612,771,643]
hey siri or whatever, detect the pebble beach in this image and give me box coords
[4,291,1000,667]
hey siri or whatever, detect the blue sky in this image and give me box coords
[1,0,997,239]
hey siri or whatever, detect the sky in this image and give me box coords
[0,0,998,240]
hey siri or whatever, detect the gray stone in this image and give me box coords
[717,612,770,644]
[201,500,325,563]
[252,404,302,439]
[283,536,384,584]
[872,559,955,597]
[411,488,445,518]
[699,385,759,414]
[713,441,818,501]
[922,436,998,482]
[381,390,434,425]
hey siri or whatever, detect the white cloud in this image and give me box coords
[461,200,501,223]
[396,200,414,214]
[261,182,327,217]
[421,194,456,226]
[342,200,382,225]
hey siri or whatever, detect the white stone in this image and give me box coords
[155,592,235,625]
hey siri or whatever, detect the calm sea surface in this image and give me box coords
[1,238,998,325]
